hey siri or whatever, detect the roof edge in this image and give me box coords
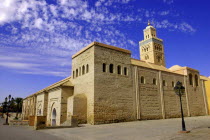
[72,42,131,59]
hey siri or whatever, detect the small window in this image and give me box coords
[82,65,85,75]
[124,67,128,75]
[79,67,81,76]
[73,71,75,79]
[157,56,161,62]
[141,76,145,84]
[153,78,157,85]
[86,64,89,73]
[117,65,121,75]
[163,80,166,86]
[195,75,199,86]
[172,81,174,87]
[103,63,106,72]
[109,64,114,73]
[189,73,193,85]
[76,69,78,77]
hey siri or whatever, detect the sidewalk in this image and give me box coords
[40,116,210,140]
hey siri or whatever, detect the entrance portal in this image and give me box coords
[52,108,56,126]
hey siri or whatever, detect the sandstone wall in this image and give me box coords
[60,86,73,124]
[46,88,62,126]
[72,47,95,124]
[161,72,188,118]
[94,46,135,124]
[204,80,210,114]
[36,93,48,116]
[185,70,206,116]
[137,67,162,120]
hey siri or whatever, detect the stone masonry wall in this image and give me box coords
[46,88,62,126]
[60,86,73,124]
[72,46,95,124]
[137,67,162,120]
[94,46,135,124]
[161,72,188,118]
[186,70,206,116]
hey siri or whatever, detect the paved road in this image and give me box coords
[0,118,63,140]
[41,116,210,140]
[1,116,210,140]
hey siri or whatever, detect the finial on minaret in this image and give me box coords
[148,20,151,26]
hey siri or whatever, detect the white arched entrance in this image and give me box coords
[52,108,57,126]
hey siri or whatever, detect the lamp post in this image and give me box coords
[3,95,14,125]
[174,81,190,133]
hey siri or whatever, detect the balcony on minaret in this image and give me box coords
[143,21,158,40]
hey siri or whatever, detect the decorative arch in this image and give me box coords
[37,104,42,116]
[52,108,57,126]
[50,102,57,126]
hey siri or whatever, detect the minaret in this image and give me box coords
[139,21,166,66]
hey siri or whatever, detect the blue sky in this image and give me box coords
[0,0,210,102]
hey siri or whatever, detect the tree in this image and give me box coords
[14,98,23,119]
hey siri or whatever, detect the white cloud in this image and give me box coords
[0,0,197,77]
[34,18,43,29]
[159,11,170,16]
[154,20,196,33]
[163,0,174,4]
[0,62,39,69]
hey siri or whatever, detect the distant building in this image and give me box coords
[22,23,210,126]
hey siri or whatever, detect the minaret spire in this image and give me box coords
[148,20,151,26]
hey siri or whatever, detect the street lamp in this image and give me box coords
[174,81,190,133]
[3,95,14,125]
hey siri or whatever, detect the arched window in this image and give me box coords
[141,76,145,84]
[103,63,106,72]
[195,74,199,86]
[109,64,114,73]
[157,56,161,62]
[79,67,81,76]
[189,73,193,85]
[76,69,78,77]
[172,81,174,87]
[163,80,166,86]
[117,65,121,75]
[86,64,89,73]
[153,78,157,85]
[124,67,127,75]
[73,71,75,79]
[82,65,85,75]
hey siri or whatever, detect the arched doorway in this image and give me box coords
[52,108,56,126]
[38,109,41,116]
